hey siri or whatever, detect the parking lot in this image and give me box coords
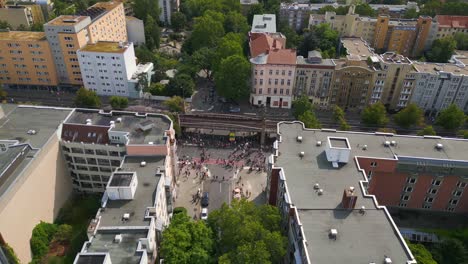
[173,144,268,220]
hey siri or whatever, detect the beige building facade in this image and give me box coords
[0,31,58,87]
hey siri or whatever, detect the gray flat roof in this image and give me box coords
[86,231,146,264]
[275,122,468,263]
[329,137,349,149]
[0,105,72,148]
[66,110,171,144]
[251,14,276,33]
[98,156,165,227]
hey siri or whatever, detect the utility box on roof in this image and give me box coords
[325,137,351,167]
[106,172,138,200]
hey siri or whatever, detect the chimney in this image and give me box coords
[342,186,357,209]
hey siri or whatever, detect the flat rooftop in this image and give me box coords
[109,173,134,187]
[80,41,129,53]
[341,38,374,58]
[0,31,46,41]
[273,122,468,263]
[98,156,165,227]
[329,137,349,148]
[46,15,90,26]
[413,61,468,75]
[381,52,412,64]
[251,14,277,33]
[65,110,171,144]
[75,254,106,264]
[85,230,146,264]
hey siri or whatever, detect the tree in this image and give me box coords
[292,96,314,118]
[184,0,222,19]
[407,242,437,264]
[247,4,264,25]
[0,84,7,101]
[148,83,167,95]
[0,20,11,29]
[109,96,129,110]
[214,36,243,72]
[16,24,28,31]
[191,47,216,79]
[214,55,251,101]
[74,87,101,108]
[454,32,468,50]
[279,22,301,49]
[436,104,466,130]
[167,74,195,97]
[355,3,376,16]
[458,130,468,139]
[298,32,319,57]
[135,46,155,63]
[54,224,73,242]
[222,0,241,12]
[160,211,214,264]
[419,0,442,16]
[403,8,419,19]
[224,11,249,34]
[207,200,286,263]
[417,125,437,136]
[394,103,424,128]
[432,238,468,264]
[299,110,322,129]
[164,96,185,112]
[426,36,456,63]
[133,0,160,22]
[171,12,187,32]
[361,102,388,126]
[145,15,161,50]
[190,14,225,51]
[333,105,345,123]
[30,23,44,32]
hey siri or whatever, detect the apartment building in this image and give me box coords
[126,16,146,46]
[77,41,152,98]
[250,49,296,108]
[249,32,286,58]
[433,15,468,38]
[159,0,180,25]
[410,62,468,115]
[44,2,127,86]
[0,31,58,88]
[251,14,277,34]
[0,3,44,29]
[294,51,335,108]
[0,105,73,263]
[267,123,417,263]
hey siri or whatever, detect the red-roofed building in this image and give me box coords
[433,15,468,40]
[249,33,286,58]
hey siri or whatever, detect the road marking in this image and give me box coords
[219,182,222,193]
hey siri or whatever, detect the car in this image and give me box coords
[200,208,208,220]
[201,192,209,207]
[229,105,241,113]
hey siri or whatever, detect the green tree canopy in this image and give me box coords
[133,0,160,22]
[167,74,196,98]
[299,110,322,129]
[298,24,339,58]
[190,13,225,51]
[436,104,466,130]
[394,103,424,128]
[164,96,185,112]
[135,46,155,63]
[454,32,468,50]
[208,200,286,263]
[144,15,161,50]
[426,36,456,63]
[361,102,389,127]
[147,83,167,96]
[221,0,241,13]
[407,242,437,264]
[160,210,214,264]
[224,11,249,34]
[333,105,345,123]
[214,36,244,72]
[432,238,468,264]
[214,55,251,101]
[247,4,264,25]
[0,20,11,29]
[74,87,101,108]
[171,12,187,32]
[279,22,301,49]
[355,3,376,16]
[292,96,314,118]
[191,47,216,79]
[184,0,222,19]
[109,96,129,110]
[417,125,437,136]
[403,8,419,19]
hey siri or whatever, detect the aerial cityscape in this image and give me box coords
[0,0,467,263]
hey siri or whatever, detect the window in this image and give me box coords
[453,190,463,197]
[370,161,377,167]
[424,197,434,203]
[432,179,442,186]
[274,88,277,94]
[282,70,285,75]
[401,195,410,201]
[457,181,466,188]
[405,186,413,192]
[260,70,264,75]
[398,202,407,207]
[449,199,458,205]
[422,204,432,209]
[280,89,284,95]
[407,177,416,184]
[428,188,437,195]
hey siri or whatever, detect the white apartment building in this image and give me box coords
[126,16,146,46]
[410,62,468,115]
[77,41,151,98]
[159,0,180,25]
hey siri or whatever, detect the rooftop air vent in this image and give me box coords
[314,183,320,190]
[110,121,115,125]
[329,229,338,240]
[123,213,130,220]
[318,189,323,195]
[27,129,37,135]
[297,136,303,142]
[148,142,154,145]
[360,206,366,214]
[390,141,396,146]
[299,151,305,158]
[140,161,147,167]
[435,143,443,150]
[384,141,390,147]
[114,234,122,243]
[116,117,122,123]
[85,119,92,124]
[384,257,392,264]
[362,145,368,150]
[316,141,322,146]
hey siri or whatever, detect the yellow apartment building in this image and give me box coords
[0,31,58,87]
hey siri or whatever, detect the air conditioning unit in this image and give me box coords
[435,143,443,150]
[297,136,303,142]
[123,213,130,220]
[384,141,390,147]
[140,161,147,167]
[114,234,122,243]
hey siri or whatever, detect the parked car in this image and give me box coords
[201,192,209,207]
[200,208,208,220]
[229,104,241,113]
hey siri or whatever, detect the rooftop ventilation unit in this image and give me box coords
[140,161,147,167]
[123,213,130,220]
[360,206,366,214]
[114,234,122,243]
[390,141,396,146]
[116,117,122,123]
[297,136,303,142]
[299,151,305,158]
[329,229,338,239]
[318,189,323,195]
[110,121,115,126]
[435,143,443,150]
[85,119,92,125]
[362,145,368,150]
[384,141,390,147]
[316,141,322,146]
[384,257,392,264]
[314,183,320,190]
